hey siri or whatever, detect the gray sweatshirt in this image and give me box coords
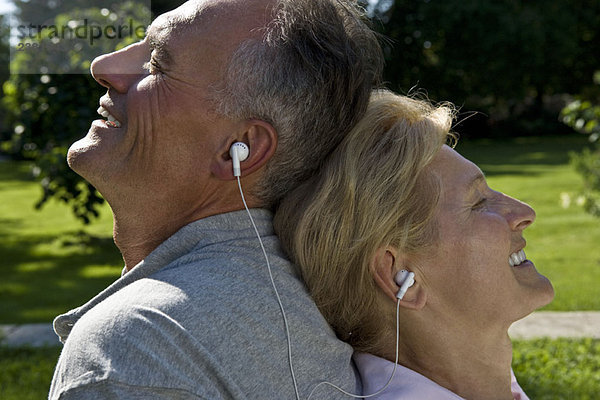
[49,209,360,399]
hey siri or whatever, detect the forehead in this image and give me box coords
[146,0,270,63]
[146,1,219,55]
[429,146,485,195]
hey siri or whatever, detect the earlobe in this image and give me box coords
[398,284,427,311]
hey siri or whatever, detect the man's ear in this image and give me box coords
[212,119,278,180]
[370,246,427,310]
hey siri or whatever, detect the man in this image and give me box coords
[49,0,382,399]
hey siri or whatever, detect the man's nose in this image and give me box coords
[90,40,148,93]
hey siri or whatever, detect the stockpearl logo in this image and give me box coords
[9,1,151,75]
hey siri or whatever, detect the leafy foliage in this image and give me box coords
[149,0,185,16]
[0,15,9,135]
[2,72,107,223]
[2,0,600,223]
[373,0,600,137]
[560,72,600,217]
[1,2,149,224]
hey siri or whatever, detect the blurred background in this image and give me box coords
[2,0,600,224]
[0,1,599,399]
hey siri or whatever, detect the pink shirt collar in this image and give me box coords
[354,353,529,400]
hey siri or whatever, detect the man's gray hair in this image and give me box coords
[213,0,383,206]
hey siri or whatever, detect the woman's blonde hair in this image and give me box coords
[273,89,455,354]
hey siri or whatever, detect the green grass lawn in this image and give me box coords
[0,339,598,399]
[0,346,62,400]
[0,133,598,324]
[457,134,600,311]
[0,161,121,324]
[512,338,600,399]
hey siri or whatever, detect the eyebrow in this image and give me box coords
[146,23,172,66]
[468,171,486,186]
[465,171,487,196]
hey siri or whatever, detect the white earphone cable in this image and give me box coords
[237,175,399,400]
[236,177,301,400]
[306,299,401,400]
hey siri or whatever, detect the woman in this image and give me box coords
[273,90,554,399]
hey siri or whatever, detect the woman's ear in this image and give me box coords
[212,119,278,180]
[398,277,427,311]
[370,247,403,303]
[370,246,427,310]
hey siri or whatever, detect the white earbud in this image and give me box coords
[229,142,249,177]
[394,269,415,300]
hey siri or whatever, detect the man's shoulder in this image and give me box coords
[54,282,244,399]
[68,254,313,351]
[54,235,358,399]
[146,235,309,313]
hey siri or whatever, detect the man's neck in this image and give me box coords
[111,186,263,271]
[113,211,188,271]
[396,312,515,400]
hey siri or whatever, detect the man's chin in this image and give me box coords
[65,133,114,190]
[67,136,96,170]
[67,120,116,167]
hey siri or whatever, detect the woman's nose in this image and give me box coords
[90,39,149,93]
[503,194,536,231]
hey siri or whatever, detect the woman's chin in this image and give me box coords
[519,276,555,319]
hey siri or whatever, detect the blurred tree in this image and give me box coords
[150,0,185,16]
[0,15,10,140]
[4,0,600,223]
[373,0,600,137]
[13,0,185,20]
[2,1,149,223]
[561,71,600,217]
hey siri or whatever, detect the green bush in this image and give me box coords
[0,15,10,137]
[560,71,600,217]
[375,0,600,138]
[1,2,149,224]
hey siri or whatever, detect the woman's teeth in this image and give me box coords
[509,249,527,267]
[97,106,122,128]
